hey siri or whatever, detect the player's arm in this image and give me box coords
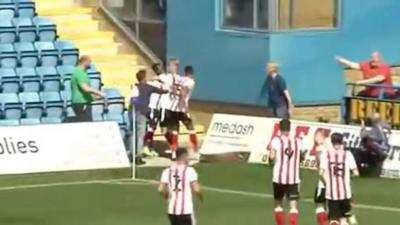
[348,152,360,177]
[319,153,328,185]
[158,182,169,199]
[335,56,361,70]
[268,137,279,161]
[191,181,203,202]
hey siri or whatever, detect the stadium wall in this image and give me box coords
[167,0,400,106]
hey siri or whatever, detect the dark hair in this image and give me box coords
[279,119,291,132]
[331,133,343,145]
[136,70,146,82]
[176,148,188,160]
[184,65,194,75]
[152,63,163,75]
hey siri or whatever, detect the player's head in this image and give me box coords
[314,130,326,145]
[136,69,147,83]
[371,112,382,127]
[184,65,194,77]
[279,119,291,136]
[176,148,189,163]
[152,63,163,76]
[78,55,92,70]
[168,58,179,74]
[330,132,343,149]
[266,62,278,76]
[370,51,382,68]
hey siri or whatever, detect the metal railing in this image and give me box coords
[345,83,400,100]
[99,0,165,63]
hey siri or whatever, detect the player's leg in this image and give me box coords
[168,111,180,159]
[273,183,285,225]
[327,200,341,225]
[288,184,300,225]
[168,214,179,225]
[143,109,159,157]
[314,187,328,225]
[180,112,198,152]
[343,200,357,225]
[181,214,193,225]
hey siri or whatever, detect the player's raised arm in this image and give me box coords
[335,56,361,70]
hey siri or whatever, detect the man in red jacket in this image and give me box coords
[336,52,395,98]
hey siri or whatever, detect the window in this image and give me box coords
[221,0,339,31]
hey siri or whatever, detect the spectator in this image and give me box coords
[336,52,395,98]
[129,69,168,165]
[69,56,104,122]
[263,63,294,119]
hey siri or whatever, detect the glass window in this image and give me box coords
[257,0,269,29]
[292,0,337,28]
[142,0,166,20]
[222,0,255,29]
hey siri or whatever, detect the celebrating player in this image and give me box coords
[269,119,304,225]
[159,148,203,225]
[319,133,359,225]
[176,65,198,159]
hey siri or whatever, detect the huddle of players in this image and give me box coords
[270,119,359,225]
[144,58,198,160]
[157,118,360,225]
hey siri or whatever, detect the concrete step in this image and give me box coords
[91,54,139,63]
[78,43,121,55]
[57,20,100,33]
[59,31,115,42]
[37,7,93,17]
[35,0,77,9]
[52,14,94,24]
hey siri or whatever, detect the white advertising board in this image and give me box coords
[200,114,400,178]
[0,122,130,175]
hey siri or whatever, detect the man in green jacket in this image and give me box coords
[70,56,105,122]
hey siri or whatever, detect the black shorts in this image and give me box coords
[328,199,352,221]
[273,183,300,201]
[148,109,161,129]
[160,109,175,128]
[168,214,193,225]
[314,186,326,204]
[178,112,194,131]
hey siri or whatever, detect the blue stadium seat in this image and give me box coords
[20,117,40,125]
[66,105,75,117]
[15,0,35,18]
[55,40,79,65]
[36,66,61,92]
[41,91,63,118]
[0,20,17,43]
[34,41,58,66]
[41,116,62,124]
[16,67,40,92]
[0,44,18,68]
[88,69,101,90]
[14,42,38,67]
[104,88,124,114]
[0,68,20,93]
[19,92,43,118]
[33,16,56,41]
[104,112,126,126]
[13,17,36,42]
[92,101,105,121]
[0,119,19,126]
[0,4,16,20]
[0,93,22,119]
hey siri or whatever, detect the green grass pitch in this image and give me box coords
[0,163,398,225]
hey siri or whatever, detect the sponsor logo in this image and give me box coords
[211,121,254,136]
[0,137,39,155]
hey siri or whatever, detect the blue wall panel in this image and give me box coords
[167,0,400,106]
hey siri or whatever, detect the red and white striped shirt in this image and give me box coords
[270,135,303,185]
[320,148,357,200]
[160,164,198,215]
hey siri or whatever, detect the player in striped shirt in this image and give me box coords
[159,148,203,225]
[269,119,304,225]
[319,133,359,225]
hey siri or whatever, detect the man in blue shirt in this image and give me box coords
[265,63,293,119]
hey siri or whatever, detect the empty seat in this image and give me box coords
[13,17,36,42]
[104,112,126,126]
[16,67,40,92]
[41,91,63,118]
[14,42,38,67]
[33,16,56,41]
[19,92,43,118]
[16,0,35,18]
[0,119,19,126]
[0,68,19,93]
[0,20,16,43]
[35,41,58,66]
[20,118,40,125]
[41,116,62,124]
[0,44,17,68]
[91,101,105,122]
[55,40,79,65]
[0,4,16,20]
[88,69,101,90]
[0,93,22,119]
[104,88,124,114]
[57,65,74,78]
[36,66,61,91]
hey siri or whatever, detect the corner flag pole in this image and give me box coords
[131,107,136,180]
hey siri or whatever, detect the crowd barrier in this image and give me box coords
[200,114,400,179]
[0,122,130,175]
